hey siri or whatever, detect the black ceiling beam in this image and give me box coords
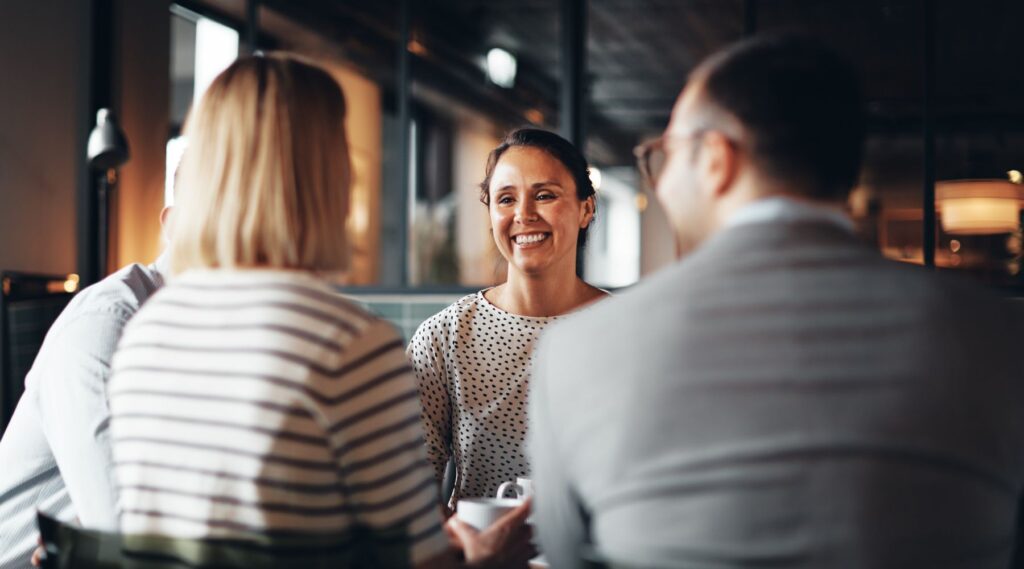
[922,0,937,268]
[258,0,560,130]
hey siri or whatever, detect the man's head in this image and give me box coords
[651,34,865,254]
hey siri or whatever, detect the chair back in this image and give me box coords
[0,272,74,434]
[36,513,412,569]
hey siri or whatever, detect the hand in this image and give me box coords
[30,536,43,567]
[446,499,536,569]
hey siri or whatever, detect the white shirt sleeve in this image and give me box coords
[31,310,128,531]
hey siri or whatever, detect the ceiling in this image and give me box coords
[439,0,1024,165]
[203,0,1024,171]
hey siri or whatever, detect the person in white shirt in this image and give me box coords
[0,242,168,569]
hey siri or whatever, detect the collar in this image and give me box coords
[724,195,855,233]
[150,251,170,281]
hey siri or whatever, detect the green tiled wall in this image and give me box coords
[343,293,466,342]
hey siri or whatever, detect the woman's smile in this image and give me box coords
[512,232,551,247]
[487,146,593,276]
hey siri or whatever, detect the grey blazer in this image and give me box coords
[529,219,1024,569]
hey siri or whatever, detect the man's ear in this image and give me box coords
[159,206,174,228]
[159,206,175,244]
[580,195,596,228]
[698,130,739,200]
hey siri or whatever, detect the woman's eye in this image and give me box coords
[537,193,556,200]
[497,196,514,205]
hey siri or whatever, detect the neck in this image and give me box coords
[709,172,767,232]
[491,260,591,317]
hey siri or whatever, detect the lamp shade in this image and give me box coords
[87,109,130,170]
[937,180,1023,235]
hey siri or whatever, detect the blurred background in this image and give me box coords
[2,0,1022,428]
[3,0,1024,291]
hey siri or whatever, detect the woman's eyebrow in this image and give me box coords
[532,180,562,189]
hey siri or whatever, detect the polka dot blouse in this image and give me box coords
[407,291,556,504]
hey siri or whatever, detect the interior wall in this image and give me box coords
[261,7,385,285]
[640,194,676,276]
[0,1,90,276]
[329,64,383,285]
[112,0,170,271]
[454,119,503,286]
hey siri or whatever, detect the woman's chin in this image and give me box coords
[508,256,563,278]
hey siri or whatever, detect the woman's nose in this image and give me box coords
[515,200,538,223]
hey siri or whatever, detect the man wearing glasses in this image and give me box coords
[528,35,1023,569]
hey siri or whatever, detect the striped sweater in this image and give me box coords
[108,269,448,565]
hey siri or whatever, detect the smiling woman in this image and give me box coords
[407,128,608,509]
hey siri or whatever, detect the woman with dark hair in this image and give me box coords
[408,128,607,510]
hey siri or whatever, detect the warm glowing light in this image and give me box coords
[486,47,517,88]
[1010,170,1023,184]
[635,194,649,212]
[942,198,1019,234]
[408,39,428,56]
[588,167,602,191]
[525,108,544,124]
[949,239,961,253]
[937,180,1024,235]
[64,274,80,293]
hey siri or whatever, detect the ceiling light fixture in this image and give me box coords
[486,47,517,88]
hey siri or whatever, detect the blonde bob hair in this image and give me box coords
[170,53,351,275]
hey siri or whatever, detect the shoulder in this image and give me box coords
[409,293,483,344]
[147,270,391,345]
[26,264,163,386]
[51,262,164,333]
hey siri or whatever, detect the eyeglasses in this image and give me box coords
[633,130,706,190]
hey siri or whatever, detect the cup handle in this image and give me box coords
[496,481,521,499]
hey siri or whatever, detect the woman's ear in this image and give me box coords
[580,195,596,228]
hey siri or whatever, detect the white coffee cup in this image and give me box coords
[456,498,522,531]
[496,477,533,500]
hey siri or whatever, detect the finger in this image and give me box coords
[30,545,43,567]
[443,520,463,549]
[445,516,480,545]
[493,498,532,529]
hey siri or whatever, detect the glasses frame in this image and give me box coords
[633,130,709,190]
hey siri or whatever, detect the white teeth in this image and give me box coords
[515,233,548,245]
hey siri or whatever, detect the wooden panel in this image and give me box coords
[112,0,170,272]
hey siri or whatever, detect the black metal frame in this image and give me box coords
[397,0,412,287]
[922,0,937,267]
[0,273,76,434]
[141,0,957,293]
[79,0,114,288]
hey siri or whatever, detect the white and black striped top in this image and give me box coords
[108,270,448,564]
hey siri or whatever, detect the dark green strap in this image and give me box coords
[38,513,411,569]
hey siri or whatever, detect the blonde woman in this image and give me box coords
[409,129,608,510]
[108,54,531,568]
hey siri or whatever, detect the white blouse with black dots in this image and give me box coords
[407,291,556,505]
